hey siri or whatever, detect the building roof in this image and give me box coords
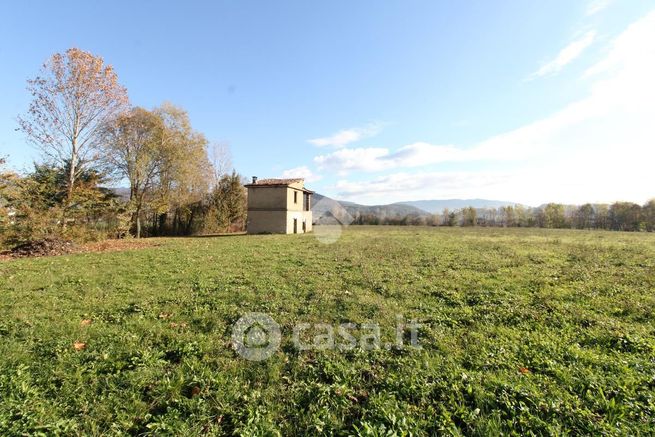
[249,178,304,186]
[244,178,314,193]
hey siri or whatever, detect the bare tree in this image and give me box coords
[18,48,129,204]
[208,141,232,186]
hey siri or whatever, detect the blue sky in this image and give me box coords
[1,0,653,205]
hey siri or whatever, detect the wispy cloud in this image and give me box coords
[280,165,322,182]
[586,0,612,16]
[315,143,480,173]
[334,171,509,199]
[527,30,596,79]
[308,123,382,148]
[314,136,537,174]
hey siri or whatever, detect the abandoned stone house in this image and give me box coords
[244,177,313,234]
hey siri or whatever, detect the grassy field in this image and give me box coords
[1,227,654,435]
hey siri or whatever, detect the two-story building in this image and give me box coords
[244,177,313,234]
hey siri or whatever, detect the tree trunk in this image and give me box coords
[67,157,76,203]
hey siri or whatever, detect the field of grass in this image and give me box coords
[1,226,654,435]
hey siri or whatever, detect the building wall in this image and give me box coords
[246,210,288,234]
[247,184,313,234]
[286,187,311,212]
[285,210,313,234]
[247,186,288,210]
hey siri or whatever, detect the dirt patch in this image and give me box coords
[9,237,77,258]
[0,238,161,261]
[78,239,160,254]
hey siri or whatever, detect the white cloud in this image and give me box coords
[320,11,655,205]
[314,135,539,174]
[528,31,596,79]
[314,143,478,173]
[308,123,382,148]
[280,165,322,183]
[586,0,612,16]
[334,171,510,201]
[314,147,390,173]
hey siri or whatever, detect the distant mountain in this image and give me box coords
[109,187,131,202]
[312,193,430,220]
[109,188,521,219]
[394,199,523,214]
[311,194,527,221]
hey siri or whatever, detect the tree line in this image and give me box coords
[0,48,245,249]
[352,201,655,231]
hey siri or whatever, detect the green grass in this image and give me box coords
[1,226,654,435]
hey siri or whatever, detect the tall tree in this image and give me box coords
[574,203,595,229]
[206,172,246,232]
[595,204,610,230]
[208,142,232,186]
[461,207,477,226]
[643,199,655,232]
[103,104,212,237]
[18,48,128,204]
[102,107,164,237]
[500,205,516,227]
[609,202,642,231]
[151,103,212,235]
[542,203,566,228]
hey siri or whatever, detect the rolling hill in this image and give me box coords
[312,194,524,219]
[394,198,524,214]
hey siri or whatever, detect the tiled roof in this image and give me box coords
[244,178,314,193]
[250,178,303,186]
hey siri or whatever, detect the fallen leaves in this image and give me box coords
[169,322,188,329]
[1,239,161,262]
[73,341,87,351]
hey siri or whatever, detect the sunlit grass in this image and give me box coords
[1,227,654,434]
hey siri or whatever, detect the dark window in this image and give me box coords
[294,191,298,203]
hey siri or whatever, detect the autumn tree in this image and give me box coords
[150,103,213,236]
[609,202,642,231]
[103,107,164,237]
[461,207,477,226]
[542,203,566,228]
[574,203,595,229]
[442,208,456,226]
[595,204,610,230]
[18,48,128,206]
[643,199,655,232]
[500,205,516,227]
[204,172,247,233]
[103,103,213,237]
[514,205,531,227]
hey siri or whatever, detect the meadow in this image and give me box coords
[0,226,654,435]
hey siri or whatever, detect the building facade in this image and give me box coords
[244,177,313,234]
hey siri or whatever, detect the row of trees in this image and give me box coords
[353,202,655,232]
[1,48,245,248]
